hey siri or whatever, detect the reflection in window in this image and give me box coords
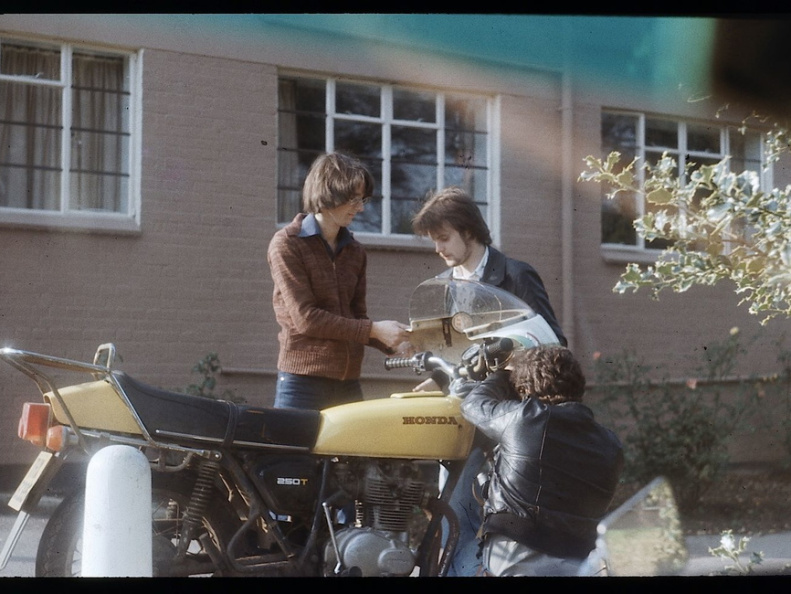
[600,111,768,250]
[277,76,492,235]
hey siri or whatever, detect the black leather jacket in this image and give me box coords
[460,370,624,559]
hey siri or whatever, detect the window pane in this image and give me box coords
[392,161,436,234]
[392,125,435,163]
[445,130,487,168]
[602,112,638,155]
[1,165,60,210]
[334,119,382,160]
[645,118,677,148]
[279,78,325,152]
[444,166,487,202]
[70,171,126,212]
[336,81,379,117]
[71,52,128,212]
[393,88,435,122]
[348,197,382,234]
[687,123,720,154]
[287,113,325,152]
[0,40,60,80]
[347,156,383,234]
[602,192,638,245]
[280,77,325,113]
[277,149,323,223]
[729,128,762,173]
[445,94,486,129]
[601,113,638,245]
[0,79,62,209]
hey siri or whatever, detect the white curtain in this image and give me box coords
[0,42,60,209]
[70,52,125,212]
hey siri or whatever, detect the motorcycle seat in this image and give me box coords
[114,372,320,450]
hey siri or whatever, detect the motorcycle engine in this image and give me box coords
[323,460,437,577]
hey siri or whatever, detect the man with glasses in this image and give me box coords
[268,152,409,411]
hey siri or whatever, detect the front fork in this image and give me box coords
[415,459,463,577]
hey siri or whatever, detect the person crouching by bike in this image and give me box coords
[459,346,624,576]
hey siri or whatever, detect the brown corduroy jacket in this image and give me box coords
[267,213,389,381]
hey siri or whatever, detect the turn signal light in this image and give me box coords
[17,402,51,447]
[45,425,73,452]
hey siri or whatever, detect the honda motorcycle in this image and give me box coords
[0,278,560,577]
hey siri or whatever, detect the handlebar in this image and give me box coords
[384,351,457,379]
[384,337,516,387]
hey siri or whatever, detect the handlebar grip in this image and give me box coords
[384,356,415,370]
[484,337,514,357]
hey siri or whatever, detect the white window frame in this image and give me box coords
[601,110,771,264]
[0,38,142,234]
[277,73,501,248]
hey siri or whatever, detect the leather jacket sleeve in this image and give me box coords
[459,370,521,441]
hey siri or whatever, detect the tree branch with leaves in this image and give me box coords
[580,120,791,324]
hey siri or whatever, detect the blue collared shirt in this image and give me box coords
[299,213,355,258]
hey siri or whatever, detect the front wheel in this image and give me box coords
[35,471,240,577]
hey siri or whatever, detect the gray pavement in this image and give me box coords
[1,493,791,577]
[681,531,791,576]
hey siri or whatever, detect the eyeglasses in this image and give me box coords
[348,196,371,207]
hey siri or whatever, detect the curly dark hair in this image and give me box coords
[509,346,585,405]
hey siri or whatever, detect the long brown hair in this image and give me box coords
[302,152,374,214]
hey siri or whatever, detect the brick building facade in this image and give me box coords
[1,15,789,467]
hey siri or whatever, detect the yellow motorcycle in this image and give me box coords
[0,278,560,577]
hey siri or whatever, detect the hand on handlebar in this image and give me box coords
[449,377,476,399]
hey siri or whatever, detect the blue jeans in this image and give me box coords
[443,447,487,577]
[274,372,363,410]
[482,534,584,576]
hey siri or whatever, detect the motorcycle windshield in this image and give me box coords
[407,278,559,359]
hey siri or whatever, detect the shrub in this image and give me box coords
[183,352,246,404]
[591,329,760,511]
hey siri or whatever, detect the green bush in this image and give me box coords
[182,352,246,404]
[591,329,760,511]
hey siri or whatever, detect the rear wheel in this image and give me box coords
[35,471,240,577]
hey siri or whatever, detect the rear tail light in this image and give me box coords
[18,403,52,447]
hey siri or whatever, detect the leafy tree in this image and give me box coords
[580,115,791,324]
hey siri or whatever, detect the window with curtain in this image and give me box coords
[0,38,139,229]
[601,110,770,252]
[277,75,493,236]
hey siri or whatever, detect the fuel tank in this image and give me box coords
[312,392,475,460]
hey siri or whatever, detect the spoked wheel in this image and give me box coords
[35,472,240,577]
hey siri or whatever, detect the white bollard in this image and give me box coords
[82,445,152,577]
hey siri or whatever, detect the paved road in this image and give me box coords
[0,496,60,578]
[2,494,791,578]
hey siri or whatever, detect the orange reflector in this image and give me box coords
[45,425,68,452]
[18,403,52,447]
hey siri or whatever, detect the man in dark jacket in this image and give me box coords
[412,186,566,346]
[460,346,624,576]
[411,186,567,576]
